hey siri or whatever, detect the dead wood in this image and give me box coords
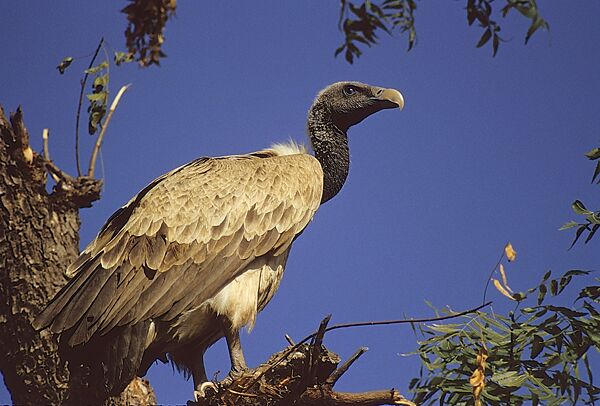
[189,317,413,406]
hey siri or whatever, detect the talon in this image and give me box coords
[194,381,218,400]
[221,367,249,386]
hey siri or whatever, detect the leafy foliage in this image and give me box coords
[122,0,176,67]
[336,0,548,63]
[409,270,600,405]
[336,0,416,64]
[55,39,135,176]
[85,61,109,135]
[561,147,600,247]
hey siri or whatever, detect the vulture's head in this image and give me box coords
[310,81,404,132]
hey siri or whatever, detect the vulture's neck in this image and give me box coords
[308,105,350,204]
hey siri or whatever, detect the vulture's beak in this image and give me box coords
[371,88,404,111]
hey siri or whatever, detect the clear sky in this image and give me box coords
[1,2,599,404]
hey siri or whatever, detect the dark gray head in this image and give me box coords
[307,81,404,203]
[309,81,404,133]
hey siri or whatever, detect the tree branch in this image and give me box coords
[326,347,369,387]
[88,84,130,178]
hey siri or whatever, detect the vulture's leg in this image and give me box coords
[222,319,249,384]
[192,352,217,400]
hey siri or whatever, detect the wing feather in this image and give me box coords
[35,152,323,346]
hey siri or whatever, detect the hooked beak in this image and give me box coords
[371,88,404,110]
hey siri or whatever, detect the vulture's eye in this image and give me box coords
[343,86,357,96]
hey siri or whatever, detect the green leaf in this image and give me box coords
[542,270,552,282]
[492,370,526,387]
[550,279,558,296]
[559,221,579,230]
[569,225,588,250]
[525,17,547,44]
[572,200,592,215]
[93,73,109,91]
[428,323,463,333]
[531,334,544,359]
[546,305,586,318]
[85,60,109,75]
[537,283,547,305]
[492,33,500,56]
[592,161,600,184]
[86,93,107,102]
[584,147,600,160]
[476,28,492,48]
[56,56,73,74]
[114,52,135,66]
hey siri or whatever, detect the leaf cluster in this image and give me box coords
[122,0,176,67]
[336,0,548,63]
[561,147,600,247]
[336,0,416,64]
[410,269,600,405]
[85,61,109,135]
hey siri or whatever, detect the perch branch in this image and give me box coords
[75,37,104,177]
[88,84,130,178]
[326,347,369,386]
[299,388,415,406]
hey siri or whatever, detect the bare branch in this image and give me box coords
[88,84,131,178]
[326,347,369,387]
[42,129,61,183]
[284,334,295,346]
[299,387,415,406]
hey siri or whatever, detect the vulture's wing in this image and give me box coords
[34,151,323,346]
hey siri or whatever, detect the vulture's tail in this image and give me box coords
[61,321,150,403]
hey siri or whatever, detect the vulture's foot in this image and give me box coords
[221,366,250,386]
[193,381,218,400]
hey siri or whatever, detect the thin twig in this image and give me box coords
[75,37,104,177]
[225,388,258,397]
[325,346,368,386]
[482,251,505,306]
[42,129,60,183]
[284,334,295,346]
[322,301,492,334]
[250,301,492,387]
[88,84,130,178]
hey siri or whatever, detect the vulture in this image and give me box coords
[34,81,404,400]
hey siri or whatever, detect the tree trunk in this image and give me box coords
[0,105,155,405]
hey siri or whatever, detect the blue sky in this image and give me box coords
[1,2,599,404]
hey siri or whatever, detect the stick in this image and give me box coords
[88,84,130,178]
[326,346,368,386]
[42,129,61,183]
[75,37,104,177]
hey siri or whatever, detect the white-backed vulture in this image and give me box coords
[34,81,404,401]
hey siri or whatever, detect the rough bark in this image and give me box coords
[0,105,155,405]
